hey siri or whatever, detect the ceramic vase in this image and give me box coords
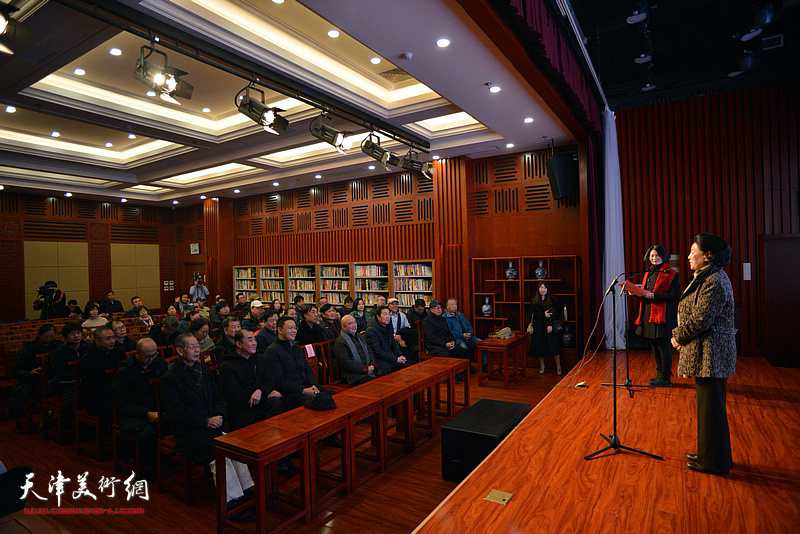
[505,261,517,280]
[481,297,492,317]
[535,260,547,280]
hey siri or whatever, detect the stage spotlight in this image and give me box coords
[626,0,649,24]
[361,133,399,170]
[236,84,288,135]
[0,3,33,55]
[401,149,435,179]
[133,46,193,105]
[309,114,353,154]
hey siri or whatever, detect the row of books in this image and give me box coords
[354,280,389,291]
[395,293,433,307]
[393,263,433,277]
[356,292,389,305]
[234,267,257,279]
[321,280,349,290]
[288,280,315,290]
[320,292,348,304]
[289,267,315,278]
[235,280,257,290]
[393,278,432,291]
[354,265,388,277]
[260,267,282,278]
[320,266,349,277]
[261,280,284,290]
[261,291,284,302]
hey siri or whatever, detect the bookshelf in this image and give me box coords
[288,264,316,304]
[319,264,351,305]
[392,261,434,307]
[259,265,285,305]
[233,266,259,301]
[354,262,389,306]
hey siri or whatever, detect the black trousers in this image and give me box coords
[695,377,733,472]
[648,337,673,378]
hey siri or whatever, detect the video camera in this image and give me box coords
[37,285,56,301]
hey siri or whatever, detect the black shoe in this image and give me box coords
[226,496,242,512]
[277,458,300,478]
[469,365,477,374]
[322,435,342,448]
[229,506,256,523]
[686,462,729,475]
[686,454,698,462]
[242,486,255,502]
[648,376,659,385]
[651,378,672,387]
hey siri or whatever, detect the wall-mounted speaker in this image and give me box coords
[546,153,579,199]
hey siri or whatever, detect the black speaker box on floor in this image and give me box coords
[546,152,579,199]
[441,399,530,483]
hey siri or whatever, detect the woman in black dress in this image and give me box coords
[634,244,680,387]
[527,282,562,375]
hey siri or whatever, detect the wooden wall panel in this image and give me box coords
[617,79,800,355]
[0,239,25,322]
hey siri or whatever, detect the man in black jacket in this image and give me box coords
[406,299,428,327]
[148,316,180,352]
[124,296,146,318]
[295,305,327,346]
[112,337,167,479]
[265,316,335,411]
[334,315,378,385]
[241,300,266,332]
[423,300,470,361]
[99,290,125,316]
[366,306,409,375]
[215,317,240,364]
[80,325,125,421]
[51,322,91,412]
[219,330,282,430]
[160,333,255,519]
[111,320,137,355]
[255,310,279,353]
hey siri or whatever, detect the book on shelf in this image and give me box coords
[321,291,348,304]
[357,292,388,305]
[261,280,284,290]
[354,264,387,277]
[393,263,433,277]
[288,280,315,290]
[354,279,388,291]
[235,280,257,290]
[395,293,432,307]
[320,266,349,278]
[234,267,257,278]
[393,278,433,291]
[261,291,284,302]
[260,267,282,278]
[288,266,315,278]
[321,279,349,290]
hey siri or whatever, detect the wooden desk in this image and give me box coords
[342,380,413,461]
[477,333,529,389]
[378,370,438,447]
[411,358,467,420]
[214,424,310,534]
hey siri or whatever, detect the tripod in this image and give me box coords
[585,272,662,461]
[601,274,649,397]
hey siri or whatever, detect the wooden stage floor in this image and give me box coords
[415,352,800,533]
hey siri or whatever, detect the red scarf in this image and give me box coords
[635,265,676,325]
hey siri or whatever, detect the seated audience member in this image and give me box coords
[215,317,241,364]
[67,299,83,318]
[284,308,298,320]
[265,316,336,411]
[366,306,409,374]
[148,316,180,349]
[125,296,146,318]
[406,298,428,327]
[215,294,225,305]
[112,338,167,479]
[316,297,328,319]
[50,322,90,413]
[134,306,155,327]
[210,302,231,333]
[189,278,209,303]
[82,304,108,329]
[80,325,125,421]
[191,317,215,354]
[292,295,305,318]
[387,298,416,359]
[444,297,487,371]
[387,298,411,334]
[100,290,125,316]
[370,295,387,317]
[178,310,201,334]
[271,299,283,315]
[349,298,372,334]
[255,310,279,353]
[241,300,266,332]
[174,293,194,314]
[337,296,354,320]
[111,320,137,355]
[319,304,341,339]
[334,315,379,385]
[296,304,327,346]
[423,300,470,364]
[9,324,62,420]
[219,330,282,431]
[232,293,250,314]
[165,304,179,318]
[194,297,211,320]
[160,334,256,522]
[83,299,103,320]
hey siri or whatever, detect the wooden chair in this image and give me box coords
[113,377,161,475]
[41,358,75,444]
[15,349,52,432]
[309,339,335,385]
[74,363,116,460]
[416,321,431,361]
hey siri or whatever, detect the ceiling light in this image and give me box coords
[309,114,354,154]
[272,182,279,187]
[741,4,774,41]
[74,68,85,76]
[5,105,15,113]
[728,50,756,77]
[105,142,113,148]
[212,197,219,201]
[172,200,179,204]
[626,0,649,24]
[489,86,502,93]
[202,107,211,113]
[128,134,136,139]
[432,155,440,160]
[368,165,376,170]
[401,149,435,179]
[134,45,193,105]
[361,133,400,170]
[370,57,381,65]
[506,143,515,149]
[233,189,240,194]
[315,174,322,179]
[634,24,653,64]
[0,185,4,190]
[236,84,288,135]
[64,192,72,197]
[51,131,60,138]
[200,195,207,200]
[641,79,656,91]
[524,117,534,123]
[0,4,32,56]
[120,198,127,203]
[436,38,450,48]
[146,91,156,97]
[272,0,285,3]
[328,30,340,38]
[110,48,122,56]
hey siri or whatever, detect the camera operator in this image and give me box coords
[189,276,209,303]
[32,281,68,319]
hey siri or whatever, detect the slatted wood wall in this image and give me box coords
[617,79,800,355]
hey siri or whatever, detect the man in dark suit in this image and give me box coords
[124,296,146,318]
[111,320,137,355]
[80,325,125,421]
[99,290,125,316]
[295,304,327,346]
[112,337,167,479]
[147,316,180,351]
[215,317,240,364]
[366,306,409,374]
[423,300,470,381]
[334,315,379,385]
[160,333,255,521]
[255,310,279,354]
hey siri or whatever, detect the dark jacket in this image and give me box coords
[255,328,277,354]
[321,319,340,340]
[160,360,227,464]
[219,352,281,430]
[9,340,63,416]
[296,320,327,346]
[112,355,167,434]
[100,299,125,316]
[147,324,179,350]
[406,308,428,329]
[334,333,376,384]
[115,336,137,355]
[50,340,91,391]
[423,313,455,349]
[240,314,260,332]
[365,318,401,365]
[214,335,236,364]
[80,344,125,419]
[265,339,318,395]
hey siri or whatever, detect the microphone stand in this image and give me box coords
[585,271,662,461]
[601,273,650,397]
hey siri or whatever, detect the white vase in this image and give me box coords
[481,297,492,317]
[505,261,517,280]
